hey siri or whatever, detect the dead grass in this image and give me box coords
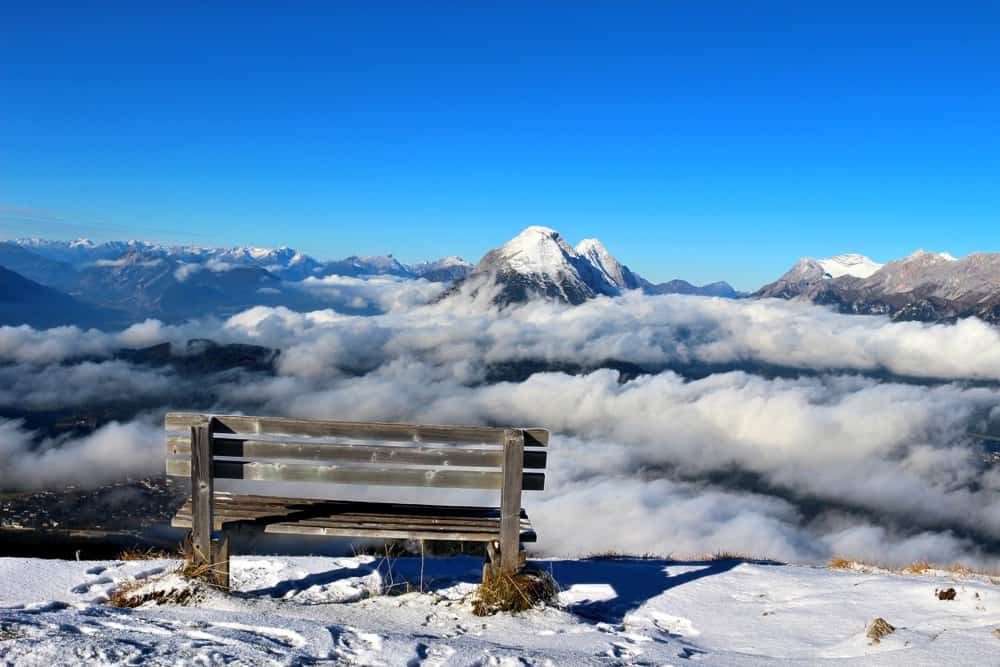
[472,566,559,616]
[866,618,895,644]
[118,547,173,561]
[582,550,664,561]
[0,623,25,641]
[903,560,934,575]
[705,551,770,562]
[106,577,198,609]
[828,557,1000,580]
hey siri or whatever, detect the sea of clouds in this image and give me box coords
[2,281,1000,568]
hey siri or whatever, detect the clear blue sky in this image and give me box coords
[2,2,999,289]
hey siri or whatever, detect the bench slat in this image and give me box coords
[173,503,531,530]
[166,458,545,491]
[204,492,531,518]
[166,412,549,447]
[169,495,537,542]
[165,435,547,469]
[261,523,537,542]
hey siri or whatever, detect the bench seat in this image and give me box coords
[171,492,538,543]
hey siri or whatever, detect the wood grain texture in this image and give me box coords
[166,412,549,447]
[190,420,213,566]
[499,429,525,574]
[165,457,545,490]
[166,434,547,469]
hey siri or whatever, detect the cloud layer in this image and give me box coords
[3,292,1000,568]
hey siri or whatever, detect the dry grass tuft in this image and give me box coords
[106,578,197,609]
[118,547,172,561]
[0,623,25,641]
[866,617,895,644]
[903,560,934,575]
[827,557,999,580]
[583,550,664,561]
[707,551,768,562]
[993,628,1000,640]
[174,535,229,590]
[472,567,559,616]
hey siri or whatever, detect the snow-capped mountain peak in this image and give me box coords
[816,253,883,279]
[495,226,580,275]
[455,227,643,305]
[906,249,957,262]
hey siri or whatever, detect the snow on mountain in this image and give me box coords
[817,253,884,279]
[575,237,643,290]
[410,255,474,282]
[456,226,629,305]
[756,248,1000,323]
[9,238,471,283]
[775,253,883,285]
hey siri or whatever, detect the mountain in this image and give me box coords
[645,279,740,298]
[0,242,79,292]
[445,226,735,306]
[574,238,644,291]
[319,254,414,279]
[0,266,124,329]
[410,256,474,282]
[757,250,1000,324]
[65,249,329,322]
[448,226,631,305]
[10,238,469,284]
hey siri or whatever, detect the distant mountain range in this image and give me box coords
[4,232,1000,328]
[0,238,476,327]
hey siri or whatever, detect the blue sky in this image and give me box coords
[2,2,999,289]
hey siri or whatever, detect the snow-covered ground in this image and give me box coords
[0,555,997,665]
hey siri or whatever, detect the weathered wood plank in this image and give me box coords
[190,420,214,567]
[204,493,532,518]
[166,434,548,470]
[166,412,549,447]
[174,509,530,530]
[174,501,530,526]
[165,457,545,490]
[499,429,525,574]
[259,522,537,542]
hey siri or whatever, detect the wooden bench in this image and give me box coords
[164,412,549,588]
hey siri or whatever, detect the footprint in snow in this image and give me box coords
[408,641,456,667]
[329,625,384,664]
[71,577,113,594]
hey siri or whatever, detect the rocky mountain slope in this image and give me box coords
[0,266,125,329]
[757,250,1000,323]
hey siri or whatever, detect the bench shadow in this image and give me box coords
[240,555,487,599]
[547,557,781,625]
[240,562,380,598]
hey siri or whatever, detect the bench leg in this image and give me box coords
[483,540,500,581]
[498,430,525,577]
[212,532,230,590]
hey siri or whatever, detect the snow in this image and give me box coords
[816,253,884,279]
[906,249,958,262]
[575,239,630,289]
[496,226,580,275]
[1,555,997,665]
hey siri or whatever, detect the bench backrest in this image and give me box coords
[164,412,548,493]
